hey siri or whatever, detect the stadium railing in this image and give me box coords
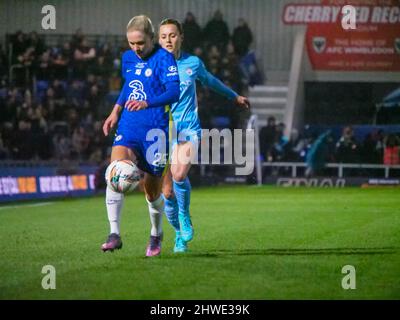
[246,115,400,185]
[258,162,400,182]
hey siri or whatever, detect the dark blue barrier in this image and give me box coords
[0,164,99,203]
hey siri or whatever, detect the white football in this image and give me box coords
[105,159,141,193]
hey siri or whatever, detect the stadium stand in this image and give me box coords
[1,23,249,164]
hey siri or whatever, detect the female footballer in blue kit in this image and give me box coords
[101,15,180,257]
[158,19,250,253]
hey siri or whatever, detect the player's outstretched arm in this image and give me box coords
[103,104,122,136]
[197,59,249,110]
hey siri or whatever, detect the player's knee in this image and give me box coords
[146,191,161,202]
[162,187,174,200]
[172,172,187,182]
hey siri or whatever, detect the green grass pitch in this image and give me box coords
[0,186,399,299]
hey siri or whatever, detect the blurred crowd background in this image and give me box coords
[0,11,261,163]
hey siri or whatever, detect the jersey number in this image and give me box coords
[152,153,168,167]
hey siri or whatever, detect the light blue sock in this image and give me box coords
[162,194,180,232]
[173,177,191,217]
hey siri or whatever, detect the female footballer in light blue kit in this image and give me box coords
[101,15,180,257]
[158,19,250,253]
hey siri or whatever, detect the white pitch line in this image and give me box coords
[0,202,54,211]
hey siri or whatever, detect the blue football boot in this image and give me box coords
[173,231,188,253]
[178,213,194,242]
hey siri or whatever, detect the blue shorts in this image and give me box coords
[113,125,169,177]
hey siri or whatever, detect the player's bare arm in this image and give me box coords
[103,104,122,136]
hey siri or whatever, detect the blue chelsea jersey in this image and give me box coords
[116,45,179,128]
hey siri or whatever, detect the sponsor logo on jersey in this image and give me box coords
[145,68,152,77]
[135,62,146,68]
[126,69,132,73]
[128,80,147,101]
[135,69,141,75]
[168,65,177,72]
[167,66,178,77]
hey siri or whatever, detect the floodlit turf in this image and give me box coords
[0,186,399,299]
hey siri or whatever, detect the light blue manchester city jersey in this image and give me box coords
[172,52,238,135]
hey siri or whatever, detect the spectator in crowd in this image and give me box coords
[67,79,85,109]
[51,79,67,102]
[271,122,289,161]
[29,104,52,160]
[28,31,45,56]
[15,89,33,121]
[86,82,103,115]
[282,128,304,162]
[205,45,221,76]
[360,132,381,164]
[42,87,57,121]
[73,37,96,79]
[108,70,122,92]
[66,108,80,131]
[182,12,203,53]
[11,31,33,86]
[259,116,277,161]
[53,133,71,161]
[305,130,333,177]
[0,44,7,77]
[383,133,400,165]
[89,120,107,152]
[53,41,71,80]
[232,18,253,57]
[375,129,385,162]
[220,42,245,93]
[335,126,359,163]
[34,49,53,81]
[206,44,221,63]
[4,87,21,123]
[239,49,263,86]
[1,122,14,157]
[13,119,35,160]
[203,10,230,51]
[11,30,27,64]
[89,147,103,164]
[95,42,114,77]
[18,46,36,75]
[0,133,10,159]
[72,126,90,160]
[71,28,84,51]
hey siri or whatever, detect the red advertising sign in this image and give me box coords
[282,0,400,71]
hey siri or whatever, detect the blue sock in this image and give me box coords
[162,194,180,232]
[173,177,191,217]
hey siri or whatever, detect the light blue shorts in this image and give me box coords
[171,121,202,151]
